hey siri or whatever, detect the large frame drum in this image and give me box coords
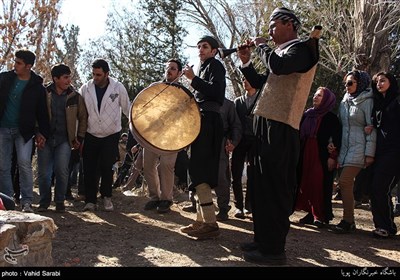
[130,82,200,155]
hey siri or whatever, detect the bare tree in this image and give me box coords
[182,0,400,100]
[353,0,400,73]
[295,0,400,75]
[182,0,273,98]
[0,0,62,80]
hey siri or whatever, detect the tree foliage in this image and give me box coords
[80,0,187,101]
[140,0,187,59]
[56,24,82,88]
[77,0,187,131]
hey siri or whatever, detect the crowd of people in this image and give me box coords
[0,6,399,266]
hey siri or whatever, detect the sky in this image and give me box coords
[59,0,113,42]
[58,0,200,64]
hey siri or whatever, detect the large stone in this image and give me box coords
[0,211,57,267]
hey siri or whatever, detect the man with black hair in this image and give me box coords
[231,78,259,219]
[0,49,50,213]
[181,35,226,239]
[142,59,183,214]
[80,59,130,212]
[37,64,87,213]
[214,97,242,221]
[237,7,319,264]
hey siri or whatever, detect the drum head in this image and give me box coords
[130,82,200,154]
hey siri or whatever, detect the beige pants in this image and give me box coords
[338,166,362,223]
[143,149,177,201]
[195,183,216,224]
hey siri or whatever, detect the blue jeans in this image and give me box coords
[38,140,71,207]
[0,128,34,205]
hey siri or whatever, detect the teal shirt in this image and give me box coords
[0,79,29,128]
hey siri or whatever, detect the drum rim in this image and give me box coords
[132,81,195,103]
[130,82,200,155]
[130,123,182,155]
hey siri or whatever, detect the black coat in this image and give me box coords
[0,70,50,142]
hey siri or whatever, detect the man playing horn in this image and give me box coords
[237,7,320,264]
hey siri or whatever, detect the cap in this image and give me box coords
[197,35,219,49]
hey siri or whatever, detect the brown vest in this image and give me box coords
[253,65,317,130]
[253,38,318,130]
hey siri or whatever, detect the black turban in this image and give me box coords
[270,7,301,31]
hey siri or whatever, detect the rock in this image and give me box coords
[0,210,57,267]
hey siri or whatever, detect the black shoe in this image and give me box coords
[354,200,363,208]
[313,220,325,228]
[244,208,252,215]
[333,190,342,201]
[112,177,122,189]
[234,209,245,219]
[144,200,160,210]
[244,203,252,214]
[216,211,229,221]
[243,249,287,265]
[157,200,172,213]
[332,220,356,234]
[299,213,314,225]
[65,194,75,201]
[182,205,196,213]
[240,242,259,252]
[37,205,49,212]
[372,228,391,239]
[55,202,65,213]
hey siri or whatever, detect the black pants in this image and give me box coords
[231,135,256,210]
[175,150,189,186]
[322,165,335,222]
[370,152,400,235]
[252,119,299,255]
[83,132,120,204]
[353,165,373,202]
[189,111,223,190]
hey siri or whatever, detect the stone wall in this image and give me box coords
[0,211,57,267]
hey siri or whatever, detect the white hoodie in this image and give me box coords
[80,77,131,138]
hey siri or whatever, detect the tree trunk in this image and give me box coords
[354,0,392,74]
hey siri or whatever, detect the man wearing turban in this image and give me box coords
[237,7,320,264]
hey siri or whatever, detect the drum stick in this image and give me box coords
[179,64,194,81]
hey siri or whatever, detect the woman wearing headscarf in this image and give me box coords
[333,70,376,233]
[369,71,400,238]
[296,87,341,227]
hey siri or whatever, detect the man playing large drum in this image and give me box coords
[141,59,183,214]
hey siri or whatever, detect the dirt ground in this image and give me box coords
[29,184,400,270]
